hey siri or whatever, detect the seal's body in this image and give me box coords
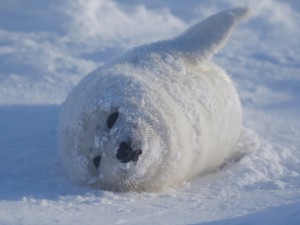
[58,8,249,191]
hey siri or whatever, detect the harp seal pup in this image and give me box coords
[58,7,250,192]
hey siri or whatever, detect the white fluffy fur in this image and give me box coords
[58,7,250,191]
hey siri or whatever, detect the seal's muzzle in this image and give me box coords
[116,141,143,163]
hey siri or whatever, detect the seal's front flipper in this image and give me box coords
[166,7,251,62]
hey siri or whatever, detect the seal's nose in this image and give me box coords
[116,141,142,163]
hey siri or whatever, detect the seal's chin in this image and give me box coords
[114,165,142,191]
[98,155,147,192]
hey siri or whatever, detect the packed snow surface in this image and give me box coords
[0,0,300,224]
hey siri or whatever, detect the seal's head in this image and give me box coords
[91,107,164,191]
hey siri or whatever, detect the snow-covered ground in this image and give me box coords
[0,0,300,224]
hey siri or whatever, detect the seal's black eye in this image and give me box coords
[93,155,101,168]
[107,111,119,129]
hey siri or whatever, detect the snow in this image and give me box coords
[0,0,300,224]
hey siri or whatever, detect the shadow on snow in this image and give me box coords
[0,105,94,201]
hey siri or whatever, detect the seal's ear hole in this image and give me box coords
[107,111,119,129]
[93,155,101,168]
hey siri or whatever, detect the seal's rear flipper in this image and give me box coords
[125,7,250,64]
[172,7,250,62]
[133,7,249,64]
